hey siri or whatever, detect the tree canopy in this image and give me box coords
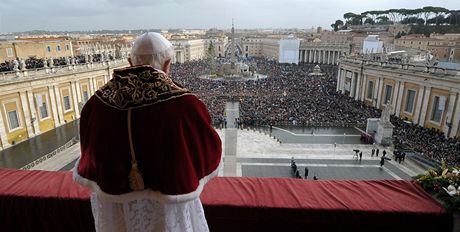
[332,6,459,28]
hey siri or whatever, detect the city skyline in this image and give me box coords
[0,0,459,33]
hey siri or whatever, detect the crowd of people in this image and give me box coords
[0,54,113,72]
[169,58,460,166]
[171,59,381,128]
[392,116,460,166]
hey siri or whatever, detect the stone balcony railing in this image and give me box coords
[300,41,350,48]
[340,56,460,77]
[0,168,453,232]
[0,59,129,84]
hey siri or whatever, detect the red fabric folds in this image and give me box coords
[0,170,453,232]
[0,169,93,232]
[201,177,452,232]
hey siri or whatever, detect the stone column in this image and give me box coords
[92,77,98,93]
[53,85,65,125]
[360,74,367,101]
[88,77,96,95]
[350,72,356,98]
[336,68,342,92]
[0,109,10,149]
[75,82,82,104]
[327,51,331,64]
[413,86,425,124]
[443,93,457,136]
[313,50,317,63]
[332,51,336,65]
[309,50,313,63]
[26,91,40,135]
[418,86,432,126]
[354,73,361,101]
[102,74,108,83]
[375,77,383,107]
[394,81,405,116]
[71,81,80,119]
[449,94,460,137]
[391,81,400,114]
[318,50,322,64]
[19,91,34,137]
[48,86,60,127]
[333,50,336,64]
[341,70,346,94]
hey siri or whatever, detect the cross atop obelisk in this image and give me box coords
[231,18,236,63]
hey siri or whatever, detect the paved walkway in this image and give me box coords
[0,121,79,168]
[225,101,239,129]
[272,126,363,144]
[223,101,239,176]
[31,144,80,171]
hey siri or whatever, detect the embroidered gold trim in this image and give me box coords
[96,66,190,110]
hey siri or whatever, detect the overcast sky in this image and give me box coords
[0,0,458,33]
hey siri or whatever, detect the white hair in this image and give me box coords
[130,32,174,71]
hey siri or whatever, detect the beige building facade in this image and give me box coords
[337,57,460,139]
[394,34,460,62]
[0,40,73,62]
[241,38,263,58]
[171,39,206,63]
[0,59,128,149]
[204,37,228,58]
[238,37,349,64]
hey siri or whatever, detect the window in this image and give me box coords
[383,85,393,105]
[57,45,61,51]
[47,46,51,52]
[8,110,20,130]
[66,44,70,51]
[430,96,445,123]
[404,90,416,114]
[366,81,374,99]
[35,93,49,119]
[63,96,71,111]
[6,48,13,57]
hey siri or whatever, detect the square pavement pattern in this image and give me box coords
[240,158,412,180]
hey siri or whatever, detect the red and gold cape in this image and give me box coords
[74,66,222,202]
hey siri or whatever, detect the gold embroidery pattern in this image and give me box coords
[96,67,190,110]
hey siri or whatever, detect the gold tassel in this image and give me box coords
[129,161,145,191]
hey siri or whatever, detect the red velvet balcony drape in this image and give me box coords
[0,169,452,232]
